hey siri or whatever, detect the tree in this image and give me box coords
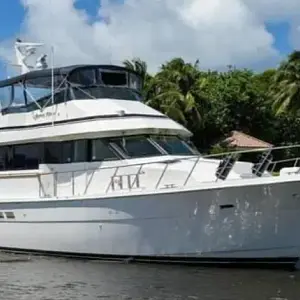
[122,51,300,155]
[123,58,153,99]
[145,58,209,130]
[270,51,300,116]
[199,68,275,149]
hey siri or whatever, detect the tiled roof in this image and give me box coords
[224,131,273,148]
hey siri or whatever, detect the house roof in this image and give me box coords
[223,131,273,149]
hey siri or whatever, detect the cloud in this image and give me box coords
[1,0,300,73]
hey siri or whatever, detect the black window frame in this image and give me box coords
[150,135,198,156]
[106,135,164,159]
[0,134,198,171]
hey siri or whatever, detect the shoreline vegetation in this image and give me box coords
[123,52,300,165]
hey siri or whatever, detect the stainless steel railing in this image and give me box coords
[2,143,300,199]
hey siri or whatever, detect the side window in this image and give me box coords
[0,147,8,170]
[13,84,26,106]
[44,141,87,164]
[25,76,66,109]
[129,73,142,91]
[152,136,195,155]
[100,71,127,86]
[108,136,161,158]
[61,141,73,163]
[13,144,43,169]
[44,142,62,164]
[91,139,119,161]
[0,86,12,109]
[69,69,96,85]
[74,140,87,162]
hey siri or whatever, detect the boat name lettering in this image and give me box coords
[33,112,58,120]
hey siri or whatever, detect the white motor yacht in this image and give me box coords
[0,40,299,268]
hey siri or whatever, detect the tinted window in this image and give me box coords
[91,139,119,161]
[69,69,96,85]
[151,136,195,155]
[101,72,127,86]
[13,144,43,169]
[42,141,88,164]
[61,141,73,163]
[108,136,162,158]
[25,76,66,108]
[44,142,62,164]
[74,140,87,162]
[0,146,9,170]
[13,84,25,105]
[0,86,12,109]
[129,73,142,91]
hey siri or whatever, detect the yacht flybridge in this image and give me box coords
[1,40,300,269]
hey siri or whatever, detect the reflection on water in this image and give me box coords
[0,254,299,300]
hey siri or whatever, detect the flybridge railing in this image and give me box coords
[34,143,300,198]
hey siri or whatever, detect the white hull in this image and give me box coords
[1,44,298,268]
[1,179,300,266]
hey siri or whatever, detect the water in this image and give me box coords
[0,254,299,300]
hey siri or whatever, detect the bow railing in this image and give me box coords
[1,143,300,199]
[33,143,300,198]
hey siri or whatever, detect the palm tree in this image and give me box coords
[123,58,149,83]
[271,51,300,116]
[146,58,209,127]
[123,58,153,98]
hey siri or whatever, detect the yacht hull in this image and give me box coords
[0,179,300,267]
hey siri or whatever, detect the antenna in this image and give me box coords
[14,38,48,74]
[36,54,48,70]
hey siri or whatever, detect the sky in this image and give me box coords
[0,0,298,76]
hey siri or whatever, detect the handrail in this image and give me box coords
[0,144,299,180]
[269,157,300,173]
[35,143,300,178]
[155,163,169,189]
[183,155,201,186]
[1,143,300,180]
[3,143,300,199]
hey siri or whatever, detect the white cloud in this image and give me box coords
[1,0,300,73]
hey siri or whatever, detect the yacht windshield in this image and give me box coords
[105,135,198,159]
[107,136,161,158]
[151,135,198,155]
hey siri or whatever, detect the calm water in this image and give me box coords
[0,254,299,300]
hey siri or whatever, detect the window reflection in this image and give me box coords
[91,139,119,161]
[0,134,198,171]
[108,136,161,158]
[69,69,96,86]
[12,144,43,169]
[151,135,197,155]
[74,140,87,163]
[0,86,12,109]
[25,76,65,105]
[44,142,62,164]
[0,67,144,114]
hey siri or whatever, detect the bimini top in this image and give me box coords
[0,64,140,88]
[0,63,144,114]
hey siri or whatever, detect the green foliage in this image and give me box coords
[123,53,300,154]
[270,51,300,116]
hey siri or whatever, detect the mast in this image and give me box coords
[10,39,56,116]
[51,45,55,126]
